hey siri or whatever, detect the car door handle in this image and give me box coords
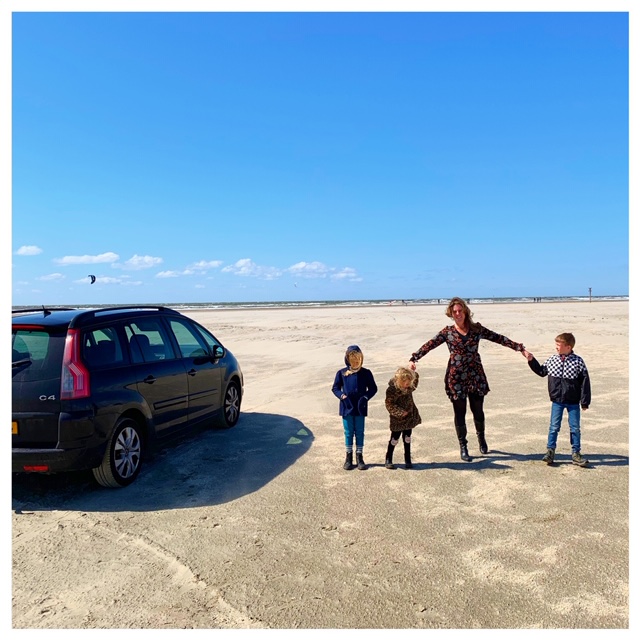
[143,375,157,384]
[187,369,197,376]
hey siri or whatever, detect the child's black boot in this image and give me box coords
[356,451,367,470]
[385,443,395,469]
[343,451,354,470]
[404,442,413,469]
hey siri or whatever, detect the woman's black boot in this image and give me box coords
[455,422,472,462]
[475,420,488,454]
[343,451,354,470]
[385,443,395,469]
[404,442,413,469]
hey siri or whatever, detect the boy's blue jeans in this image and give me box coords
[342,416,365,451]
[547,402,581,452]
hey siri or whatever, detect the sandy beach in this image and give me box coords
[11,300,629,630]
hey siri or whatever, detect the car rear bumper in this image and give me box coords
[12,445,105,473]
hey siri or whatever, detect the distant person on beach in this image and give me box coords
[332,345,378,470]
[384,366,422,469]
[524,333,591,467]
[408,297,528,462]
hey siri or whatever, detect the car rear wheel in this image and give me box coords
[216,380,241,428]
[92,417,143,488]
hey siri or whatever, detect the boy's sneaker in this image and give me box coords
[572,452,589,467]
[542,448,555,465]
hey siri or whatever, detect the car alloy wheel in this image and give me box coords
[93,417,143,488]
[223,381,240,427]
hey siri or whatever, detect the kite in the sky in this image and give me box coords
[88,275,96,284]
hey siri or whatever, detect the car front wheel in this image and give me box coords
[217,380,241,428]
[92,417,143,488]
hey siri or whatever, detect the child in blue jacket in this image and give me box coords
[332,345,378,470]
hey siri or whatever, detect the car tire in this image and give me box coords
[92,417,143,488]
[216,380,241,429]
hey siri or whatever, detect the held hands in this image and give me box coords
[408,361,416,371]
[522,349,534,362]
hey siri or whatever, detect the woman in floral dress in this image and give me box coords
[409,297,528,462]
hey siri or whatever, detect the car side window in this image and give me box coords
[124,319,175,363]
[82,326,124,368]
[167,319,210,358]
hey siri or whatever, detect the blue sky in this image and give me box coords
[8,5,630,305]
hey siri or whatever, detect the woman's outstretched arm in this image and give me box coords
[409,329,447,364]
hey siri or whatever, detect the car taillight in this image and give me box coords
[61,328,90,399]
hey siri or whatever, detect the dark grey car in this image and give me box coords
[12,305,243,487]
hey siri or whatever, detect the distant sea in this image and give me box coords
[12,295,629,312]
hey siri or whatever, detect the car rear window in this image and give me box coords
[12,327,66,381]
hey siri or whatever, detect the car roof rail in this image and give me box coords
[68,305,181,328]
[93,304,180,315]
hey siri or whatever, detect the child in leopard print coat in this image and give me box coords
[384,366,422,469]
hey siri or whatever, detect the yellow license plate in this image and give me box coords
[12,421,18,435]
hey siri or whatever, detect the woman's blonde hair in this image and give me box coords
[445,297,479,331]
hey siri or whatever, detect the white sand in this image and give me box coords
[11,301,629,629]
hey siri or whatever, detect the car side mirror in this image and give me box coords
[212,345,225,360]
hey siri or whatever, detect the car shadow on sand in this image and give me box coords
[12,412,313,513]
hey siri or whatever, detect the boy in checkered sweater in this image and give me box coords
[524,333,591,466]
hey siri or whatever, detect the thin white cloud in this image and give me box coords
[186,260,223,272]
[222,258,282,280]
[38,273,65,282]
[97,276,124,284]
[15,245,43,256]
[219,258,360,282]
[54,252,120,265]
[113,254,163,270]
[288,261,330,278]
[288,261,361,281]
[157,260,222,277]
[331,267,362,282]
